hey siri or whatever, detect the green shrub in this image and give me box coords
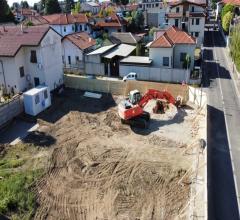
[221,4,234,20]
[230,24,240,72]
[222,11,233,33]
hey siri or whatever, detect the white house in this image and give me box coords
[81,2,101,14]
[42,13,90,37]
[62,32,96,71]
[149,26,196,70]
[119,26,197,83]
[0,26,63,94]
[165,0,206,46]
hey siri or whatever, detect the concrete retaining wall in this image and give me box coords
[0,95,23,128]
[64,74,189,102]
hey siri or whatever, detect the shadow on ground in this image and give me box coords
[207,104,239,220]
[37,88,116,124]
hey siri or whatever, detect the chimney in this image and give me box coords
[89,37,91,42]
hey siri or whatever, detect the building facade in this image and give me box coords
[0,27,63,94]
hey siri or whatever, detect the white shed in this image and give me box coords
[23,86,51,116]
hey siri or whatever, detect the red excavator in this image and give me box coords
[118,89,181,128]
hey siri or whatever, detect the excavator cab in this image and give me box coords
[128,90,141,105]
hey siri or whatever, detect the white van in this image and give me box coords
[123,72,137,82]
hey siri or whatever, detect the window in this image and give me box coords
[191,6,194,12]
[175,19,178,26]
[176,7,179,13]
[196,18,200,25]
[84,25,87,31]
[163,57,169,66]
[30,50,37,63]
[64,26,66,32]
[79,25,82,31]
[68,56,71,65]
[35,94,40,104]
[180,53,187,62]
[76,56,79,62]
[44,90,48,99]
[191,32,194,36]
[19,66,24,78]
[72,25,75,31]
[192,19,194,25]
[195,32,199,37]
[156,3,159,7]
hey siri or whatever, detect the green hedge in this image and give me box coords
[230,24,240,72]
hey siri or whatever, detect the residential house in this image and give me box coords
[85,44,136,76]
[91,14,127,37]
[62,32,96,72]
[149,26,196,70]
[81,2,101,14]
[0,26,63,94]
[165,0,206,46]
[14,8,38,22]
[119,26,197,83]
[43,13,89,37]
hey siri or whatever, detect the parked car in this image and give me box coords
[123,72,137,82]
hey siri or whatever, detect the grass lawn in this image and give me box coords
[0,144,49,219]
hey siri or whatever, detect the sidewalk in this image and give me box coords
[222,47,240,98]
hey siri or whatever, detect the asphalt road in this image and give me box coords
[203,28,240,219]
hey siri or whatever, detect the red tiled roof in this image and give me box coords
[150,26,196,48]
[63,32,96,50]
[96,14,122,28]
[0,26,50,57]
[25,16,49,26]
[43,13,88,25]
[222,0,240,5]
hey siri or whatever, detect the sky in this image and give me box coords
[7,0,39,7]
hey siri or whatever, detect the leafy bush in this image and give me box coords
[221,4,234,20]
[149,27,158,36]
[222,11,233,33]
[230,24,240,72]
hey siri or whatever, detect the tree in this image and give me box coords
[183,54,191,69]
[12,2,20,10]
[149,27,158,36]
[40,0,46,11]
[133,10,144,29]
[0,0,14,23]
[64,0,74,13]
[45,0,61,14]
[21,0,29,8]
[71,0,80,14]
[222,11,233,33]
[221,4,234,20]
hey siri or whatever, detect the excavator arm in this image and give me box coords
[138,89,179,108]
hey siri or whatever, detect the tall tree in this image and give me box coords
[71,0,80,14]
[0,0,14,23]
[21,0,29,8]
[64,0,74,13]
[45,0,61,14]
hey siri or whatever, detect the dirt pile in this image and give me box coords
[31,106,191,220]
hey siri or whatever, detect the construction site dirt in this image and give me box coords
[26,88,205,220]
